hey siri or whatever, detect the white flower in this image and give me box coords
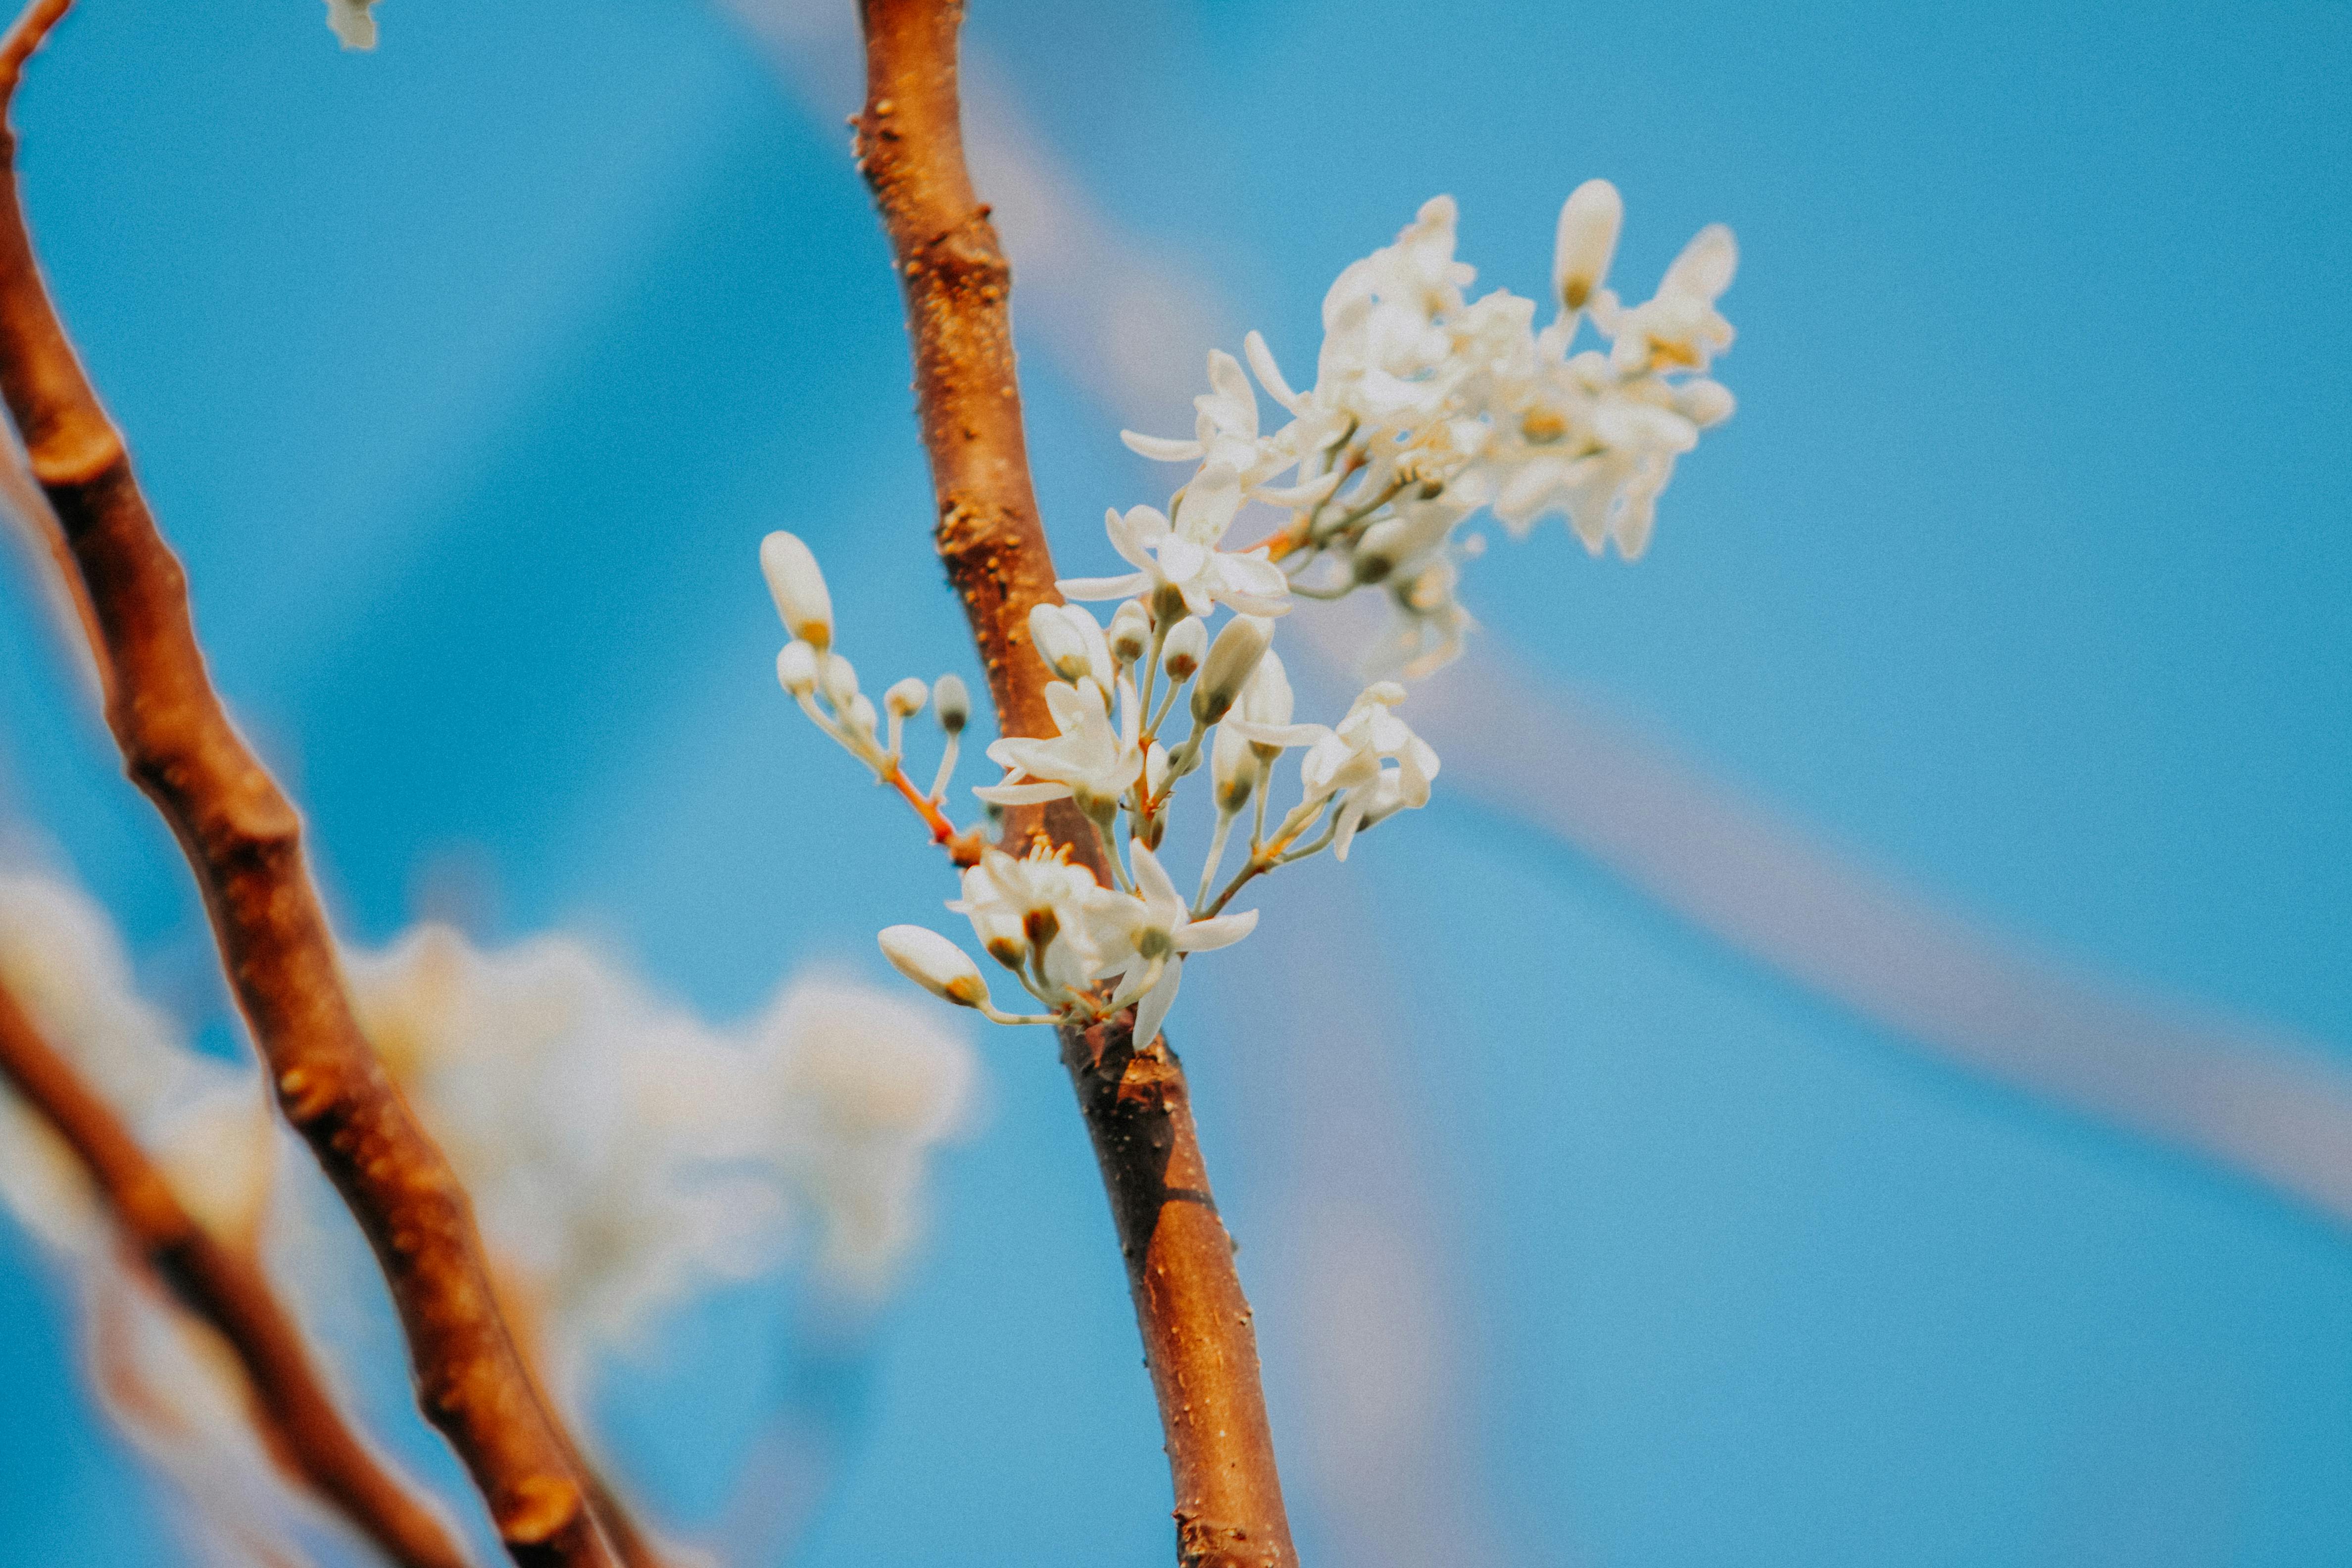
[1029,602,1116,689]
[1122,349,1312,491]
[1059,467,1292,619]
[1592,223,1738,374]
[946,844,1103,988]
[1229,683,1441,859]
[1076,844,1258,1046]
[976,675,1144,816]
[1322,196,1477,392]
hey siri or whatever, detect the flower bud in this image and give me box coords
[1145,741,1170,798]
[1211,722,1255,814]
[776,640,820,696]
[1553,179,1623,313]
[885,677,929,719]
[1351,518,1413,585]
[933,673,970,734]
[1162,616,1208,683]
[759,531,834,650]
[1191,615,1273,725]
[1150,581,1189,628]
[1030,602,1111,687]
[1673,379,1737,428]
[819,651,860,711]
[1237,649,1295,763]
[1108,600,1151,665]
[878,926,990,1008]
[846,692,880,742]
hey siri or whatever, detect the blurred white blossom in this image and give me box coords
[324,0,377,51]
[345,925,974,1399]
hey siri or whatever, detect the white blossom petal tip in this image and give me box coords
[326,0,377,49]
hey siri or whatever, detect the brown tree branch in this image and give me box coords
[0,7,613,1565]
[0,976,478,1568]
[853,4,1297,1563]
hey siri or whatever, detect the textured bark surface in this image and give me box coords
[855,3,1297,1563]
[0,979,479,1568]
[0,9,611,1564]
[852,0,1102,878]
[1062,1017,1298,1568]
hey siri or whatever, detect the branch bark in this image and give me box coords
[853,4,1297,1563]
[0,9,612,1565]
[0,976,478,1568]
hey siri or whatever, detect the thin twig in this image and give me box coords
[0,7,613,1564]
[0,976,478,1568]
[854,4,1298,1564]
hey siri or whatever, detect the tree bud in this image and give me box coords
[776,640,820,696]
[879,926,989,1008]
[1552,179,1623,313]
[1162,616,1208,682]
[1191,615,1273,725]
[759,531,834,650]
[933,673,970,734]
[1108,600,1151,665]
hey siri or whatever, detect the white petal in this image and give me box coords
[1242,330,1302,411]
[1059,573,1150,602]
[1216,552,1291,597]
[1157,534,1209,584]
[1122,431,1205,463]
[1222,718,1326,750]
[1330,796,1370,862]
[973,780,1073,806]
[1662,223,1738,303]
[1132,961,1183,1047]
[1174,465,1243,542]
[1203,350,1259,438]
[1251,470,1342,508]
[1176,908,1258,953]
[1128,841,1183,918]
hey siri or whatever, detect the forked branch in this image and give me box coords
[0,5,612,1564]
[853,3,1297,1563]
[0,977,477,1568]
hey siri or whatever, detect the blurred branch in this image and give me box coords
[852,3,1296,1563]
[0,6,614,1564]
[0,974,477,1568]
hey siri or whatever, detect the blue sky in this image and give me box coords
[1,1,2347,1566]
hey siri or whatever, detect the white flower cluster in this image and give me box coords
[1110,181,1736,677]
[765,184,1732,1046]
[345,926,972,1401]
[764,537,1439,1048]
[0,874,303,1565]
